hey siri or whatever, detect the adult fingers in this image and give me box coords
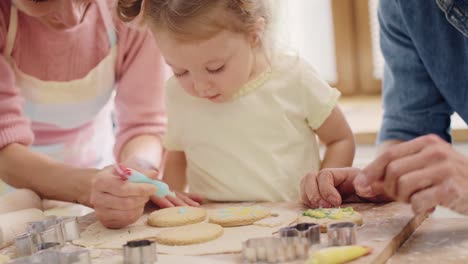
[354,135,439,194]
[395,165,446,203]
[93,174,156,198]
[410,183,454,215]
[95,207,144,229]
[92,193,149,211]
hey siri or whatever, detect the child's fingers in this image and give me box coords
[178,193,200,206]
[300,177,313,207]
[303,173,321,207]
[316,171,343,206]
[165,194,189,206]
[150,196,175,208]
[186,193,204,204]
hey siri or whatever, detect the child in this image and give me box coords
[118,0,355,204]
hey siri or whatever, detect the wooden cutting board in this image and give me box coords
[74,202,425,264]
[387,218,468,264]
[0,201,426,263]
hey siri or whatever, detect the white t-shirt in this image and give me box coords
[163,55,341,202]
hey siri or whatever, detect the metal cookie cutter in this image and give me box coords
[327,222,357,246]
[279,223,320,246]
[241,237,309,263]
[123,239,157,264]
[14,216,80,257]
[8,248,91,264]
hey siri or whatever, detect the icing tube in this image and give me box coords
[127,169,176,198]
[0,208,46,249]
[0,189,43,214]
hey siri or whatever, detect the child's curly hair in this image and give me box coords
[117,0,270,41]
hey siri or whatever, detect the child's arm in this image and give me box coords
[316,106,355,169]
[162,151,187,192]
[301,107,355,208]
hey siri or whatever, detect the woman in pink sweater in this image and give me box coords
[0,0,200,228]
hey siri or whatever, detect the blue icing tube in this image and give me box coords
[127,169,176,198]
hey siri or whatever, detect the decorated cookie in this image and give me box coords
[147,206,207,227]
[209,206,271,227]
[297,207,363,232]
[154,222,223,246]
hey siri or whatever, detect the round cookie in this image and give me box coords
[209,206,271,227]
[148,206,207,227]
[297,207,363,233]
[154,222,223,245]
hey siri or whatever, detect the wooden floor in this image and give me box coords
[339,95,468,144]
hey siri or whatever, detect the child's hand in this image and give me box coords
[300,168,360,208]
[150,191,203,208]
[91,166,156,229]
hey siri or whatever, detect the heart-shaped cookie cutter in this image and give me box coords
[123,239,157,264]
[14,216,80,257]
[327,221,357,246]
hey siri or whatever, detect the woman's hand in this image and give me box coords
[90,166,155,229]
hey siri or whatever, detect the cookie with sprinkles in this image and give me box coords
[297,207,363,232]
[209,206,271,227]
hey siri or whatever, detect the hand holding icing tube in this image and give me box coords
[115,164,176,198]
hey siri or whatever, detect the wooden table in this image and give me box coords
[1,202,426,264]
[387,218,468,264]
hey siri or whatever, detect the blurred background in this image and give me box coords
[272,0,468,168]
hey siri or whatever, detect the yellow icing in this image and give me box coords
[303,207,355,220]
[307,210,327,219]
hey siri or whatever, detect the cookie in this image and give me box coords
[297,207,363,232]
[209,206,271,227]
[154,222,223,245]
[147,206,207,227]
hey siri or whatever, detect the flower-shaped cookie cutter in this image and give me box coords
[278,222,320,246]
[8,248,90,264]
[14,216,80,257]
[123,239,157,264]
[241,236,309,263]
[327,221,357,246]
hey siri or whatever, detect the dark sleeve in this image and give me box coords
[377,0,453,143]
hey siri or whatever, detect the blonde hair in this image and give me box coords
[117,0,270,41]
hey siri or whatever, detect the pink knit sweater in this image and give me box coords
[0,1,167,160]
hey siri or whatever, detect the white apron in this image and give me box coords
[3,0,117,169]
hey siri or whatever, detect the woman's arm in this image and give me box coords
[113,24,167,172]
[0,143,96,206]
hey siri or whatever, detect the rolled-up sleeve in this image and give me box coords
[113,24,167,159]
[378,0,453,143]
